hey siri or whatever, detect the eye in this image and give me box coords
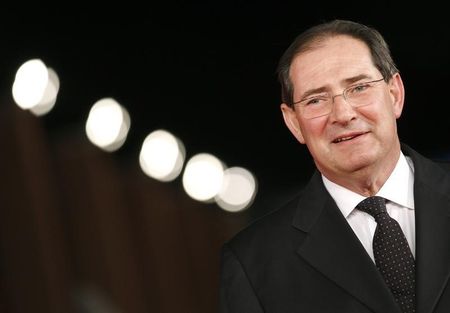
[348,83,371,94]
[303,95,328,106]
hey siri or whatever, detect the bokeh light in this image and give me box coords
[215,166,257,212]
[139,129,186,182]
[29,67,60,116]
[12,59,49,109]
[85,98,131,152]
[182,153,224,202]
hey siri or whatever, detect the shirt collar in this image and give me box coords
[377,152,415,210]
[322,152,415,218]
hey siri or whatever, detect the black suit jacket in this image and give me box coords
[219,145,450,313]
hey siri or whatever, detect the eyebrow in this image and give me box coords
[297,74,373,101]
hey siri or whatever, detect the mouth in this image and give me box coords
[332,132,368,144]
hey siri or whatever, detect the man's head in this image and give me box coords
[277,19,399,107]
[278,20,405,193]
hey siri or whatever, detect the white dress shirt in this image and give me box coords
[322,152,415,262]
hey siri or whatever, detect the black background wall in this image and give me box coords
[1,2,449,312]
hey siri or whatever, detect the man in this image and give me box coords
[219,19,450,313]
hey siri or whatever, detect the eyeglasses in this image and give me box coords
[292,77,385,119]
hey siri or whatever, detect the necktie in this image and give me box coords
[356,196,415,313]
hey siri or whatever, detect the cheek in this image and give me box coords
[357,90,394,117]
[300,117,328,142]
[357,102,398,135]
[357,103,387,122]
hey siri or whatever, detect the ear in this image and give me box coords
[389,72,405,118]
[280,103,306,144]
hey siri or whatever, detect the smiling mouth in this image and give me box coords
[332,132,366,143]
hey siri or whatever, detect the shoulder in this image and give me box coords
[434,160,450,172]
[225,191,303,257]
[402,143,450,190]
[224,170,327,256]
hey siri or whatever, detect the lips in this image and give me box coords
[332,131,368,143]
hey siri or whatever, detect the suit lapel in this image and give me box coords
[292,172,401,313]
[407,147,450,313]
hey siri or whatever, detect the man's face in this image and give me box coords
[280,35,404,182]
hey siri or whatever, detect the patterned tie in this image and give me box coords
[356,196,415,313]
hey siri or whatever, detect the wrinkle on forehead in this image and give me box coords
[289,36,379,96]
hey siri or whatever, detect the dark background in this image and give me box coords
[3,4,450,202]
[1,3,450,313]
[4,3,450,195]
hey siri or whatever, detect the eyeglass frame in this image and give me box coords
[291,77,386,119]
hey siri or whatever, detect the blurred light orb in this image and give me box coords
[85,98,131,152]
[29,67,60,116]
[139,129,186,182]
[182,153,224,202]
[215,167,257,212]
[12,59,49,109]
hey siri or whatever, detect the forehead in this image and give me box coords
[290,35,377,89]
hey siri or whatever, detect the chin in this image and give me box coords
[335,152,375,172]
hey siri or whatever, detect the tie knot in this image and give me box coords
[356,196,387,218]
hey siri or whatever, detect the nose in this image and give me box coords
[329,94,357,124]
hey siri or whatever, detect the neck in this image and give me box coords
[323,143,401,197]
